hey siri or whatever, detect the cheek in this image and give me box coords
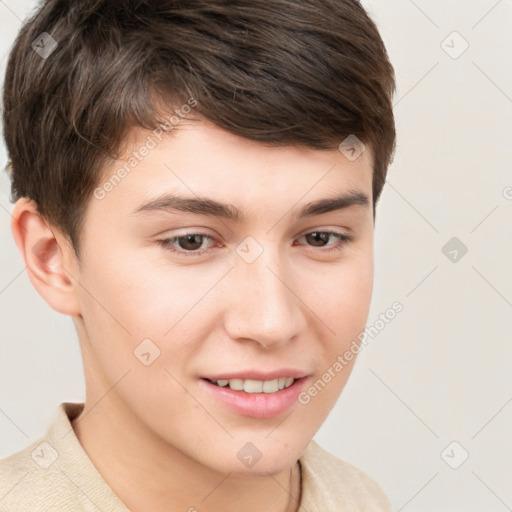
[76,243,215,376]
[309,253,374,339]
[81,244,174,332]
[296,257,373,418]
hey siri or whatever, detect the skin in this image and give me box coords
[11,117,375,512]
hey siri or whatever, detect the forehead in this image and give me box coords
[93,119,374,221]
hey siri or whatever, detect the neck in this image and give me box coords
[71,395,302,512]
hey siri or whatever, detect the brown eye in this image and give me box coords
[304,232,331,247]
[157,232,215,256]
[297,231,354,252]
[176,234,206,251]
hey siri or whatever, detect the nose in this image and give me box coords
[222,245,306,349]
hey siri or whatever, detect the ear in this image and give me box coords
[10,198,81,316]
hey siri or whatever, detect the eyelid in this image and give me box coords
[156,231,217,257]
[157,228,354,257]
[295,230,354,253]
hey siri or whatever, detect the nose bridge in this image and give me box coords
[223,241,304,346]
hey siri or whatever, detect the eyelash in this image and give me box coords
[156,230,354,257]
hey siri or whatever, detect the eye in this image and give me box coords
[157,230,354,257]
[157,232,216,257]
[295,231,354,252]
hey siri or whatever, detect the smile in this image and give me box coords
[209,377,296,393]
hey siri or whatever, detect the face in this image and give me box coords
[69,117,374,476]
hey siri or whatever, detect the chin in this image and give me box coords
[228,458,297,477]
[217,438,303,477]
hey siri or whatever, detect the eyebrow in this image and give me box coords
[132,190,370,221]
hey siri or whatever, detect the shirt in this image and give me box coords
[0,402,391,511]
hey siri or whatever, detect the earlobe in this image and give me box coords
[10,198,81,316]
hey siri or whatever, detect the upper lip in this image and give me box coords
[202,369,309,381]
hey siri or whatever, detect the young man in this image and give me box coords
[0,0,396,510]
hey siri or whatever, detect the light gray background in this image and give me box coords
[1,1,511,511]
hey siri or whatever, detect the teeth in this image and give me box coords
[228,379,244,391]
[244,379,263,393]
[262,379,278,393]
[213,377,296,393]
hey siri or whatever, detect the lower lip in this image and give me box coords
[199,378,308,419]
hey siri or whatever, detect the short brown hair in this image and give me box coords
[3,0,396,258]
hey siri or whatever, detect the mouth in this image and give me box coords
[199,375,309,419]
[204,377,297,393]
